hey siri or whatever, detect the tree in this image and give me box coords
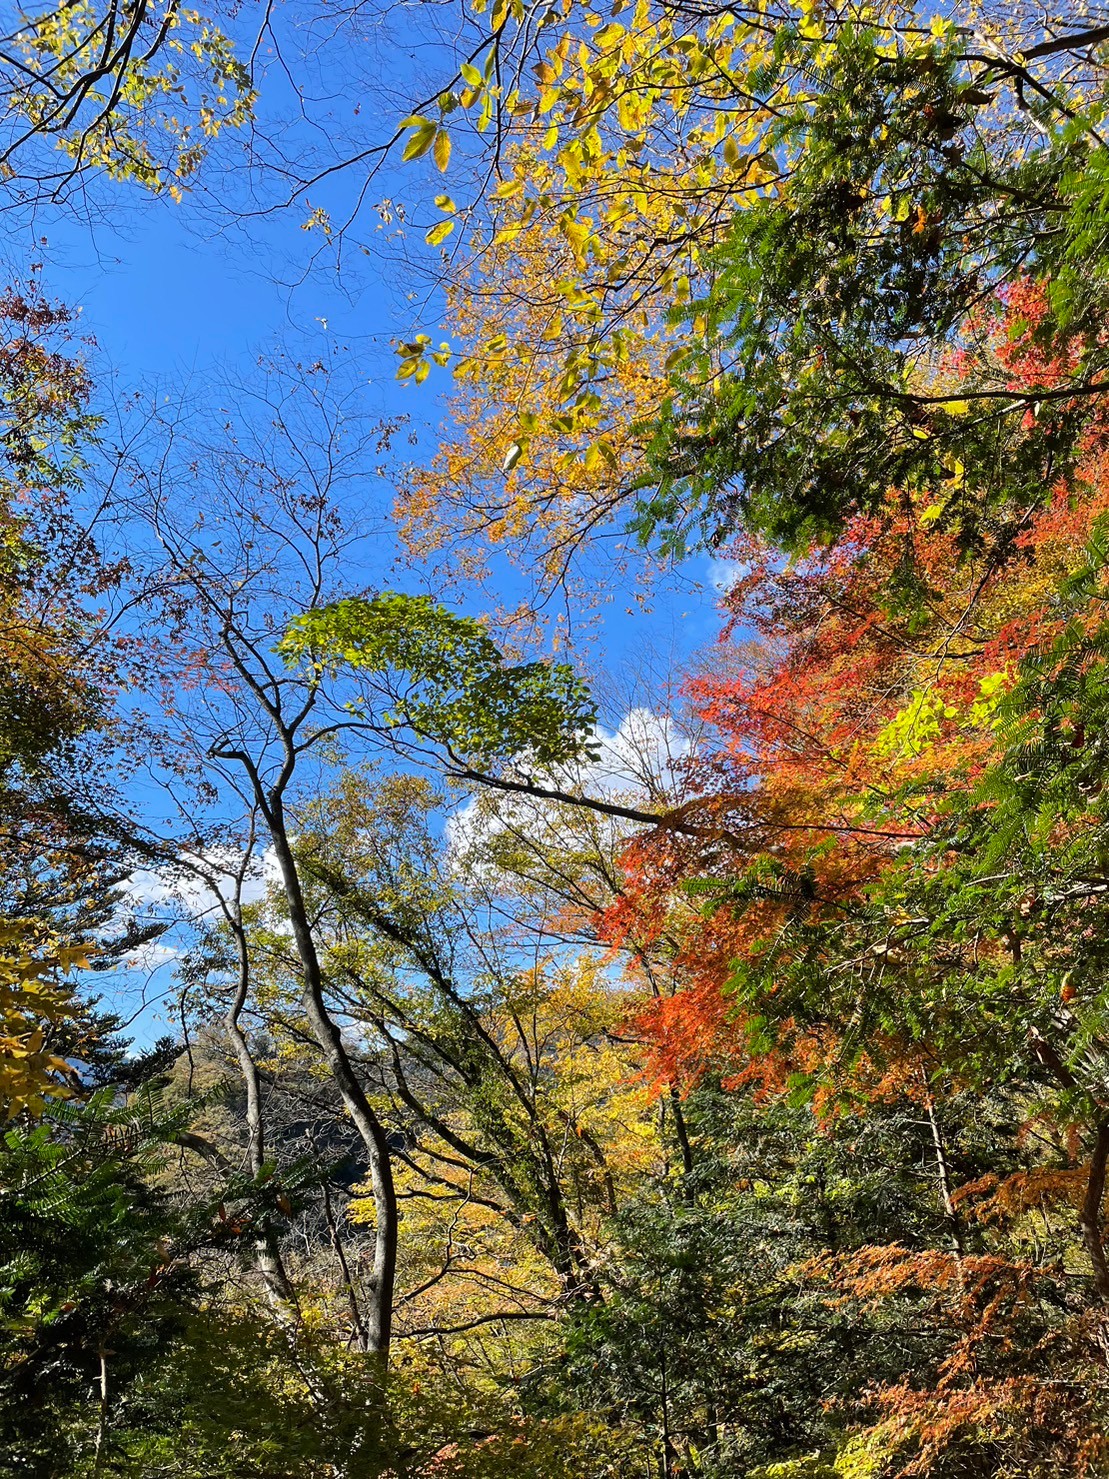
[650,24,1109,556]
[109,357,598,1364]
[0,1028,344,1479]
[388,0,1109,597]
[285,771,651,1307]
[547,1083,1042,1479]
[556,287,1109,1470]
[0,0,253,207]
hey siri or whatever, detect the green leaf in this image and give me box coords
[279,593,596,766]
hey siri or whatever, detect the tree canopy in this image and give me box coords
[8,0,1109,1474]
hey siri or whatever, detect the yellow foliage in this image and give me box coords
[0,923,79,1119]
[398,0,907,604]
[399,211,677,610]
[7,0,254,195]
[351,954,659,1365]
[874,690,958,760]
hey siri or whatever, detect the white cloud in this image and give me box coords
[125,846,279,922]
[586,706,690,798]
[122,941,184,974]
[447,707,690,868]
[705,556,745,593]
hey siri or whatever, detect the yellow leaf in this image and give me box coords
[433,128,451,172]
[402,122,436,161]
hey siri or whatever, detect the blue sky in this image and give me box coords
[38,155,732,668]
[24,19,733,1041]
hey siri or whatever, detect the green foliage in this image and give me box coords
[281,591,597,766]
[0,1066,396,1478]
[641,25,1105,555]
[540,1088,996,1477]
[0,1087,212,1472]
[82,1321,396,1479]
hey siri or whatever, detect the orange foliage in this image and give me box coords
[602,282,1109,1101]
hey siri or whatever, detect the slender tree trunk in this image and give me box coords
[921,1078,965,1267]
[1028,1034,1109,1304]
[1081,1121,1109,1303]
[324,1176,371,1352]
[670,1089,694,1183]
[92,1350,109,1476]
[265,797,397,1361]
[642,959,694,1193]
[311,1129,371,1352]
[659,1344,676,1479]
[225,910,298,1309]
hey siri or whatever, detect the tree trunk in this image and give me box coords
[311,1127,371,1353]
[1081,1120,1109,1304]
[266,798,397,1361]
[224,907,298,1310]
[921,1078,965,1270]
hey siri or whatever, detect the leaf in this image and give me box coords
[402,122,436,161]
[433,128,451,172]
[426,218,455,246]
